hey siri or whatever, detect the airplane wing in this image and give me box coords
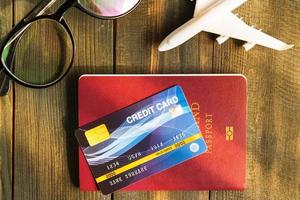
[203,12,293,51]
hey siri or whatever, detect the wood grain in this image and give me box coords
[114,0,212,199]
[0,0,299,200]
[13,0,113,199]
[210,0,300,200]
[115,0,213,74]
[0,0,12,200]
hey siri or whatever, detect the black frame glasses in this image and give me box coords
[0,0,141,95]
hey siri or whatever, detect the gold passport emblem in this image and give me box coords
[226,126,234,141]
[85,124,110,146]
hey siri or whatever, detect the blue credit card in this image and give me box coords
[75,85,207,194]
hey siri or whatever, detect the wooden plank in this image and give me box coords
[114,0,212,199]
[211,0,300,200]
[13,1,113,199]
[115,0,213,74]
[115,191,209,200]
[0,0,13,200]
[0,94,12,200]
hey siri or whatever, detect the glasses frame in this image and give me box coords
[0,0,142,90]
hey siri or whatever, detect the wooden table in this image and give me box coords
[0,0,299,199]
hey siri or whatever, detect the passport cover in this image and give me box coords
[75,85,207,194]
[78,75,247,191]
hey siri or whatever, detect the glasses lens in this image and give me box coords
[3,18,73,86]
[78,0,140,18]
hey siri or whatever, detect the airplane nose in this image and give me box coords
[158,41,169,52]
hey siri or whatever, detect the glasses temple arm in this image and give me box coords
[6,0,57,46]
[0,41,17,96]
[24,0,57,22]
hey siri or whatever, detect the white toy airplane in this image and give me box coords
[159,0,294,51]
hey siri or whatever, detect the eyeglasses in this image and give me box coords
[0,0,141,95]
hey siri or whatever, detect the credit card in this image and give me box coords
[75,85,207,194]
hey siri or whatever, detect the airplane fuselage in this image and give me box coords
[159,0,247,51]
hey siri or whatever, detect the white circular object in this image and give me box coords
[189,143,200,153]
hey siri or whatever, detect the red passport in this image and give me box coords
[78,75,247,191]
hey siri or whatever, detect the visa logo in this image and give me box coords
[226,126,234,141]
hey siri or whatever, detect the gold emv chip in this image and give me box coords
[85,124,110,146]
